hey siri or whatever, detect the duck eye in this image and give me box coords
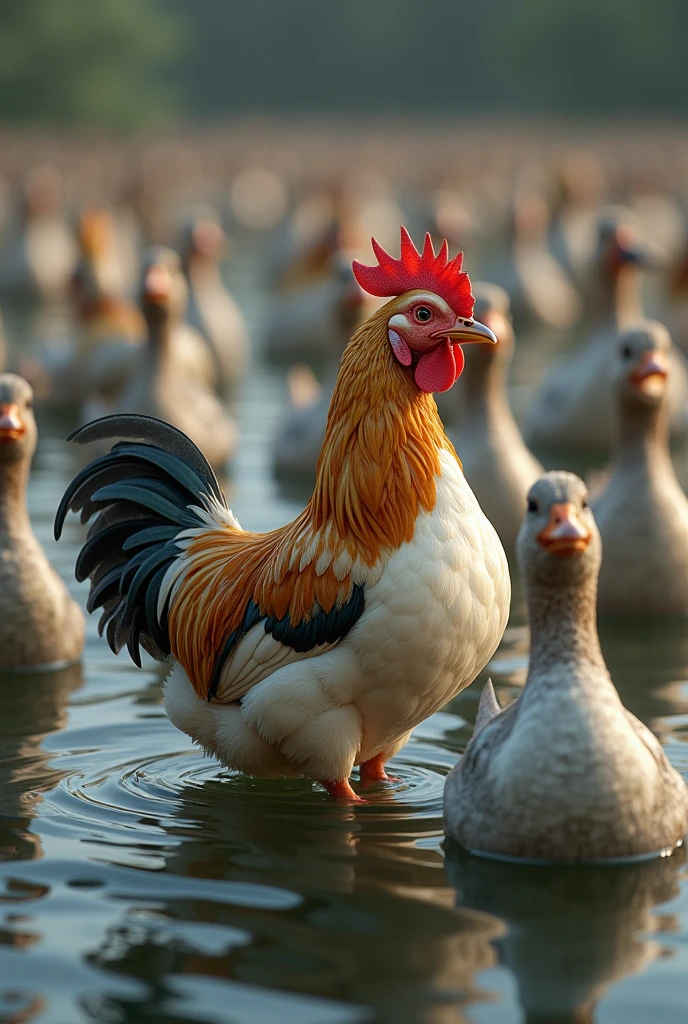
[582,499,589,509]
[621,345,632,359]
[415,306,432,322]
[527,498,538,513]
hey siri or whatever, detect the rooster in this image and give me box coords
[55,229,511,801]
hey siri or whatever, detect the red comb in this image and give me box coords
[352,226,474,318]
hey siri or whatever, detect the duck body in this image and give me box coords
[445,471,688,861]
[450,284,542,554]
[486,194,580,333]
[0,167,76,303]
[0,375,83,668]
[528,208,688,453]
[593,321,688,615]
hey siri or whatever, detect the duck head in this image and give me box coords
[0,375,37,466]
[595,208,656,282]
[180,212,227,267]
[518,472,598,589]
[615,321,670,407]
[139,247,188,329]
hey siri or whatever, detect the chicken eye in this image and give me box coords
[621,345,632,359]
[415,306,432,322]
[527,498,538,513]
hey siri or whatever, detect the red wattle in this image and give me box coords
[414,341,464,393]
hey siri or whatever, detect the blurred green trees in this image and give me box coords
[0,0,182,131]
[497,0,688,115]
[0,0,685,130]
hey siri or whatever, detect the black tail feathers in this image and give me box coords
[55,415,226,667]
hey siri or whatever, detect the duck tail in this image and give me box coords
[54,414,231,667]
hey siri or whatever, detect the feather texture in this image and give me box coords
[57,303,461,705]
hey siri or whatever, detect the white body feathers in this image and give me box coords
[164,450,510,784]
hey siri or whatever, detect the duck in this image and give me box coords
[0,165,77,303]
[266,250,377,370]
[0,374,84,669]
[272,259,367,482]
[592,321,688,615]
[528,208,688,453]
[74,208,146,409]
[444,470,688,861]
[115,249,236,471]
[548,148,607,289]
[18,207,144,414]
[180,213,248,392]
[448,283,542,555]
[485,190,581,334]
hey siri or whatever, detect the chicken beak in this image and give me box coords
[0,404,25,441]
[538,502,591,557]
[437,318,498,345]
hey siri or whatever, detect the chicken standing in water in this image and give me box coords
[444,471,688,860]
[449,283,542,555]
[56,229,510,801]
[593,322,688,615]
[0,375,84,669]
[528,208,688,453]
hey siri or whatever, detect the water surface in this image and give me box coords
[0,251,687,1023]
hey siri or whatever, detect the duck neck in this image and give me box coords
[526,567,606,679]
[460,355,510,424]
[614,396,670,479]
[144,311,174,371]
[0,458,31,536]
[590,266,643,329]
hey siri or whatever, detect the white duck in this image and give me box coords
[485,191,581,334]
[592,321,688,615]
[0,165,77,302]
[266,251,377,369]
[0,374,84,669]
[180,213,248,392]
[528,208,688,453]
[444,470,688,861]
[449,283,542,555]
[115,250,235,471]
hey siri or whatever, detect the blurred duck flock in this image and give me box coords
[4,2,688,1022]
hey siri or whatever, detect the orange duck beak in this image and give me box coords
[538,503,591,557]
[0,404,25,442]
[629,351,668,397]
[143,264,171,304]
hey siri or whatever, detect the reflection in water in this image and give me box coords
[446,842,685,1024]
[0,663,82,1022]
[0,664,82,864]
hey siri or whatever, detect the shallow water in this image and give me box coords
[1,254,688,1024]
